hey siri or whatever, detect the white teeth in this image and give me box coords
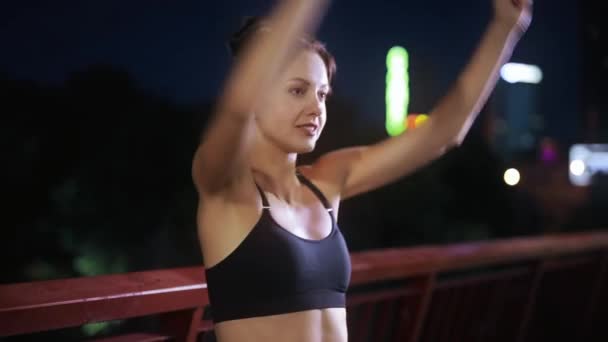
[299,124,317,130]
[298,125,317,135]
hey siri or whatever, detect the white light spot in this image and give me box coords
[569,159,586,176]
[500,63,543,84]
[504,168,521,186]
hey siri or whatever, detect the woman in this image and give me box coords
[192,0,532,341]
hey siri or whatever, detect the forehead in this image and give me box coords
[281,50,329,86]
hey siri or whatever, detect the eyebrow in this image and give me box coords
[288,77,332,93]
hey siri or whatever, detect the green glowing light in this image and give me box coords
[386,46,410,136]
[82,322,111,336]
[81,320,124,336]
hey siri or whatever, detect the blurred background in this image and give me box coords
[1,0,607,338]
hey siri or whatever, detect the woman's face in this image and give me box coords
[254,49,330,154]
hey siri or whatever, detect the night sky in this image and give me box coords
[1,4,605,339]
[1,0,582,144]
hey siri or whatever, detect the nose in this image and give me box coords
[306,92,324,117]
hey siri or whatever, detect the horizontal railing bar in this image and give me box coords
[1,231,606,337]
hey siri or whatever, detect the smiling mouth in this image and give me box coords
[297,124,318,136]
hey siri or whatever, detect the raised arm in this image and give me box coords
[312,0,532,200]
[193,0,329,194]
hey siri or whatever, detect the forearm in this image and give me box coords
[431,20,521,145]
[194,0,329,193]
[193,113,255,193]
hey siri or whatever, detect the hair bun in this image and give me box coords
[228,16,266,57]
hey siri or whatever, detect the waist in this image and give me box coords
[210,289,346,324]
[213,307,348,342]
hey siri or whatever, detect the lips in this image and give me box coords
[296,123,318,136]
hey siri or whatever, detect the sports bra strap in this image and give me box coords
[296,172,333,211]
[254,183,271,209]
[254,172,333,212]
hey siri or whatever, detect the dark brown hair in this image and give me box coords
[228,16,336,84]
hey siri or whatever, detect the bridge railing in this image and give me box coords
[1,231,607,341]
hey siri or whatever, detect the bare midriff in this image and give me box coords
[213,307,347,342]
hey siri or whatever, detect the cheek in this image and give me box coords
[257,107,291,131]
[320,110,327,128]
[267,98,300,121]
[256,96,284,121]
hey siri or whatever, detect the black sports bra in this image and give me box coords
[204,173,351,323]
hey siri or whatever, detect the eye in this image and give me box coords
[318,91,329,101]
[289,87,306,96]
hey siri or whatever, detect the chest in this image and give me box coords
[265,198,334,241]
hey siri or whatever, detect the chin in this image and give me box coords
[290,140,317,154]
[299,145,316,153]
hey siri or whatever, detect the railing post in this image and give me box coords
[394,273,436,342]
[159,307,203,342]
[515,260,546,342]
[577,250,608,340]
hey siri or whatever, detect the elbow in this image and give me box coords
[437,136,460,156]
[439,115,475,149]
[192,162,231,195]
[192,145,244,195]
[429,118,464,152]
[192,147,224,195]
[440,129,467,154]
[192,153,210,194]
[451,130,467,147]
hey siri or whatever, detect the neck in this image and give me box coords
[249,136,301,204]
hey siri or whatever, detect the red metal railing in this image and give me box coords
[1,231,607,341]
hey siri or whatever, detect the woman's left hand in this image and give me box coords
[493,0,533,35]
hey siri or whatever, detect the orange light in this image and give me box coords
[404,114,428,130]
